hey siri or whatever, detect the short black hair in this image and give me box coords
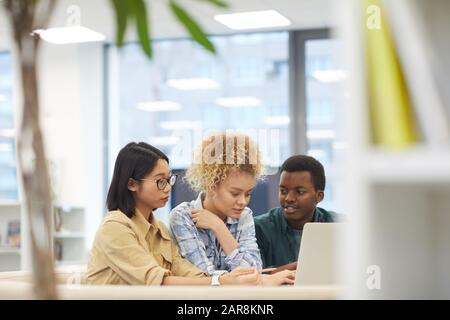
[280,155,325,191]
[106,142,169,218]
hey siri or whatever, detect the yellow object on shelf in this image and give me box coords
[364,0,419,148]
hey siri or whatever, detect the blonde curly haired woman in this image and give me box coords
[169,132,295,285]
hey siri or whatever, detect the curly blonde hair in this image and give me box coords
[185,132,264,192]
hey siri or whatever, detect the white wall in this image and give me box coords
[38,42,105,256]
[39,44,85,207]
[78,43,105,254]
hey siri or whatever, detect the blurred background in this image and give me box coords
[0,0,449,299]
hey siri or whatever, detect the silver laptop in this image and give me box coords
[295,222,343,286]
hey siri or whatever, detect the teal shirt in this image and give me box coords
[254,207,337,268]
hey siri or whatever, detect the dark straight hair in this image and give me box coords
[106,142,169,218]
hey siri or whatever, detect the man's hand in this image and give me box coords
[270,262,298,274]
[191,208,223,230]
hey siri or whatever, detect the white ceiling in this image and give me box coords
[0,0,334,49]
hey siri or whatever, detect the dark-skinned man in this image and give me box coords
[255,155,338,273]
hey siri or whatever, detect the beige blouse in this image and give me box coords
[87,209,206,285]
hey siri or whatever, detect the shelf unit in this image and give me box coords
[0,202,21,271]
[363,148,450,183]
[53,205,86,265]
[1,202,87,271]
[338,0,450,299]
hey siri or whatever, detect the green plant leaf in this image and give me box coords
[128,0,152,58]
[111,0,129,47]
[170,1,215,54]
[195,0,228,9]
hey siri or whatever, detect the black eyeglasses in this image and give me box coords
[140,174,177,190]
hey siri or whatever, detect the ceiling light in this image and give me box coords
[307,129,335,139]
[216,96,261,108]
[214,10,291,30]
[264,116,290,126]
[0,128,15,138]
[32,26,105,44]
[312,70,347,83]
[137,101,182,112]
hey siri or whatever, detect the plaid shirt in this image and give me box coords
[169,193,262,276]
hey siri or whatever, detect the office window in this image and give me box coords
[305,38,344,211]
[107,32,290,171]
[106,31,345,219]
[0,52,18,201]
[106,32,290,221]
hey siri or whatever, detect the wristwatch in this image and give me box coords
[211,274,221,286]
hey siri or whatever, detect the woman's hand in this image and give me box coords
[229,266,260,276]
[191,208,223,231]
[219,267,261,285]
[260,270,296,286]
[191,208,238,255]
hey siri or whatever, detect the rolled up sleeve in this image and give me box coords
[98,221,172,285]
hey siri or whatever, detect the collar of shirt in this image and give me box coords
[132,208,172,240]
[193,192,240,225]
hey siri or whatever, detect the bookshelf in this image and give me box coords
[0,202,21,271]
[0,202,86,271]
[338,0,450,299]
[53,205,86,266]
